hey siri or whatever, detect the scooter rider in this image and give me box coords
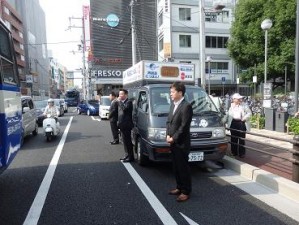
[43,99,58,122]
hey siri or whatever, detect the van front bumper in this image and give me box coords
[141,138,228,162]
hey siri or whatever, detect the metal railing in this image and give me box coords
[226,127,299,183]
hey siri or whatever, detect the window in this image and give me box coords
[206,36,228,48]
[20,43,24,50]
[179,8,191,21]
[19,32,23,38]
[179,35,191,47]
[158,11,163,26]
[137,92,148,112]
[4,7,9,15]
[205,62,228,73]
[159,37,164,51]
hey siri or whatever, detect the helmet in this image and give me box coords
[47,98,54,103]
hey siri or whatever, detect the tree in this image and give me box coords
[227,0,296,88]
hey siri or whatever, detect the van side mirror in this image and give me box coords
[142,103,148,112]
[23,106,30,114]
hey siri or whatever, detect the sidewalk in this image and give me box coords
[223,128,299,203]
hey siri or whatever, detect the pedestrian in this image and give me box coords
[226,93,252,158]
[166,82,193,202]
[118,89,134,163]
[43,98,59,123]
[109,91,119,145]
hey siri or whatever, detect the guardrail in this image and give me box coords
[226,127,299,183]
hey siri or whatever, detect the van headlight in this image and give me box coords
[212,128,225,138]
[148,128,166,141]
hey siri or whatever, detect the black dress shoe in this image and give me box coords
[110,141,119,145]
[122,158,134,163]
[120,156,129,161]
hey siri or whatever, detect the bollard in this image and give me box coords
[292,135,299,183]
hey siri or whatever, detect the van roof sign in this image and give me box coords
[123,61,195,85]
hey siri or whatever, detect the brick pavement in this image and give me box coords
[227,128,295,181]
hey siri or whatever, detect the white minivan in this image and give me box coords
[21,96,38,145]
[99,96,111,119]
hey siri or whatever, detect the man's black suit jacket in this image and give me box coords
[109,99,118,122]
[117,98,134,130]
[166,99,193,150]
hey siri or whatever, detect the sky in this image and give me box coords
[39,0,89,81]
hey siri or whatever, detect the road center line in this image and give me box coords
[122,162,178,225]
[23,117,73,225]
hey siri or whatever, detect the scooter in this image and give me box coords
[43,114,60,141]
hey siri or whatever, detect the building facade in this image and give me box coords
[0,0,27,94]
[89,0,157,96]
[158,0,238,96]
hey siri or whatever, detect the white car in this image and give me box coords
[59,99,68,113]
[99,96,111,119]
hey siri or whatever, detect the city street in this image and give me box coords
[0,110,298,225]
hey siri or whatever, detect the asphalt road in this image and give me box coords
[0,110,298,225]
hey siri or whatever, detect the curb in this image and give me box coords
[222,155,299,203]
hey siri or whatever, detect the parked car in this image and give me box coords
[34,100,48,126]
[53,99,64,117]
[99,96,111,119]
[21,96,38,145]
[59,99,68,113]
[77,100,99,116]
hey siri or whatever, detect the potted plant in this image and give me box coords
[287,116,299,140]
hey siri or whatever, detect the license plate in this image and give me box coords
[188,152,204,162]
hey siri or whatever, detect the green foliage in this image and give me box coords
[287,117,299,135]
[250,114,265,129]
[228,0,296,84]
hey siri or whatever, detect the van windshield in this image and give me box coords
[150,87,219,115]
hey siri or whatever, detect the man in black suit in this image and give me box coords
[166,82,193,202]
[109,91,119,145]
[117,89,134,163]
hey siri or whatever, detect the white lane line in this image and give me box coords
[23,117,73,225]
[122,162,178,225]
[91,116,101,122]
[215,169,299,222]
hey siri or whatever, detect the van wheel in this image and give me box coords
[32,123,38,136]
[136,137,149,166]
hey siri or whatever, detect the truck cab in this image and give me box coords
[123,60,228,166]
[130,84,228,166]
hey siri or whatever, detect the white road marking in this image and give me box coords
[215,169,299,222]
[91,116,101,122]
[23,117,73,225]
[122,162,178,225]
[180,213,199,225]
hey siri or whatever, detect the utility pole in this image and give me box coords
[130,0,137,65]
[67,16,88,100]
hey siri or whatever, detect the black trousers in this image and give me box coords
[110,121,119,142]
[171,146,191,195]
[230,120,246,156]
[120,128,134,160]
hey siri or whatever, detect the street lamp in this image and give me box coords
[206,56,212,95]
[261,19,273,84]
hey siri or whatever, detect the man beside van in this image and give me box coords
[166,82,193,202]
[109,91,119,145]
[118,89,134,162]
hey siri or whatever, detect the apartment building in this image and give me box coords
[158,0,237,95]
[0,0,27,94]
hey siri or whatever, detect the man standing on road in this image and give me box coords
[109,91,119,145]
[166,82,193,202]
[118,89,134,163]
